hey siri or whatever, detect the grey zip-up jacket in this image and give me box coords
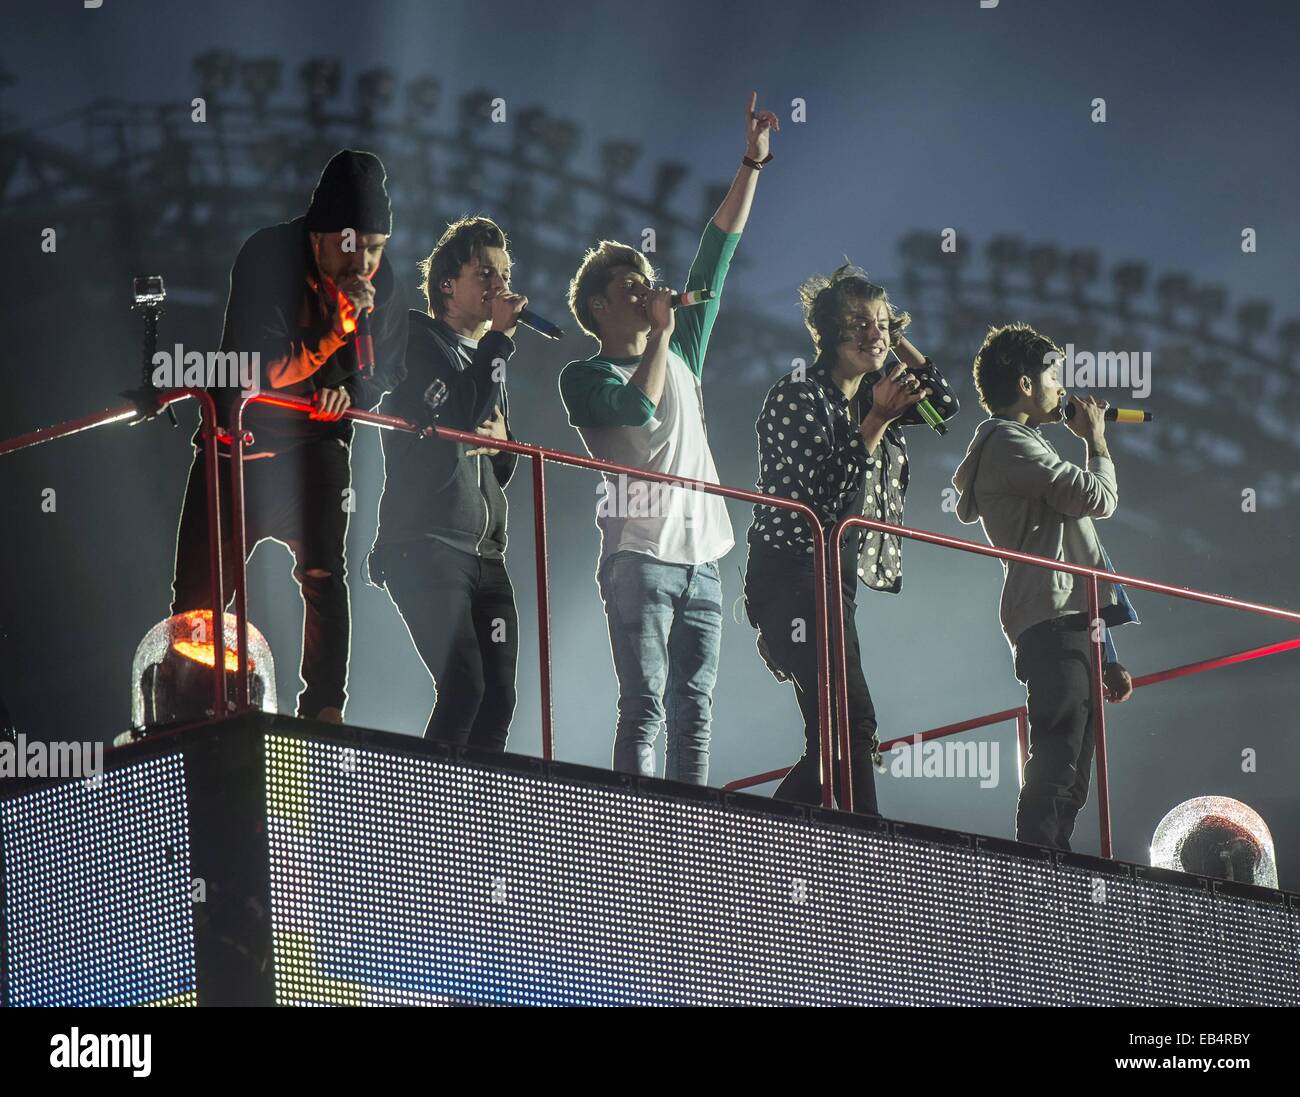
[952,417,1124,651]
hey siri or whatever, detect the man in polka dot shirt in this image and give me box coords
[743,265,959,811]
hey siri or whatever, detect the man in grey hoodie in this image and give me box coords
[952,323,1136,850]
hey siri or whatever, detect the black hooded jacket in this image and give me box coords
[199,216,407,454]
[371,311,518,566]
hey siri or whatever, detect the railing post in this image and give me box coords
[532,455,554,762]
[809,526,834,810]
[196,393,228,719]
[228,399,252,713]
[1087,576,1113,857]
[829,523,854,813]
[1015,707,1029,790]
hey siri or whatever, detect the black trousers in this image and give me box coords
[1014,617,1097,850]
[380,540,518,750]
[172,439,351,718]
[744,550,879,814]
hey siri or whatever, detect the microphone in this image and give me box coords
[672,288,714,308]
[1064,401,1152,423]
[518,309,565,341]
[354,307,375,380]
[886,348,947,436]
[514,291,714,341]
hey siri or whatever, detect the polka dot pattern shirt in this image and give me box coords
[747,357,959,594]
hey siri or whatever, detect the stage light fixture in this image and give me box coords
[130,610,276,730]
[1151,795,1277,888]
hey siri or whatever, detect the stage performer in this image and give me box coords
[743,266,959,812]
[952,323,1137,850]
[559,93,778,784]
[170,149,407,723]
[367,217,528,749]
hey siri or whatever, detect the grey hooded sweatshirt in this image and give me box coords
[952,417,1123,651]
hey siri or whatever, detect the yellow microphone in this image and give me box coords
[1064,402,1152,423]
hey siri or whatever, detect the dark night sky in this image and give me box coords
[4,0,1299,882]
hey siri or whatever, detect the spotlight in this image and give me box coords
[897,229,935,268]
[130,610,276,730]
[1111,260,1148,315]
[514,106,549,157]
[457,90,497,136]
[1024,244,1061,297]
[651,162,688,212]
[985,235,1025,294]
[599,140,640,186]
[1191,283,1227,333]
[194,50,237,98]
[1155,272,1192,324]
[403,76,441,128]
[1235,300,1272,348]
[1151,795,1277,888]
[1277,318,1300,366]
[539,118,579,169]
[355,66,397,124]
[240,58,282,117]
[1064,248,1099,298]
[300,58,342,120]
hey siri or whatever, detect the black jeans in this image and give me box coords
[172,439,351,718]
[1013,616,1097,850]
[379,540,518,750]
[744,549,879,814]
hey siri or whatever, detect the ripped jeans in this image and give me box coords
[171,438,351,718]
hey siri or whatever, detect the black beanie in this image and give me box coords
[305,149,392,235]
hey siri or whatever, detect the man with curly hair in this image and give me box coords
[952,323,1137,850]
[742,265,958,811]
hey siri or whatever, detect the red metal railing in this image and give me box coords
[0,389,231,719]
[226,392,838,789]
[9,389,1300,856]
[726,515,1300,858]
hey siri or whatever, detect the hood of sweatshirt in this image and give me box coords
[951,417,1014,523]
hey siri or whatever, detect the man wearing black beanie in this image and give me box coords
[170,149,407,723]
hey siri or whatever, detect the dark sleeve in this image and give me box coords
[758,381,869,522]
[344,286,409,413]
[221,233,347,390]
[491,427,518,487]
[895,357,960,428]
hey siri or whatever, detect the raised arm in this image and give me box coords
[712,91,779,235]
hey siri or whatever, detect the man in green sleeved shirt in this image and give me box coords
[559,94,779,784]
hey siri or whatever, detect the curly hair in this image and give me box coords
[798,262,910,363]
[971,323,1064,412]
[567,241,656,339]
[418,215,509,316]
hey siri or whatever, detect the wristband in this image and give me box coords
[742,153,773,171]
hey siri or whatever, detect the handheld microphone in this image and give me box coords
[355,308,375,380]
[518,309,565,341]
[672,288,715,308]
[1064,401,1152,423]
[887,348,947,436]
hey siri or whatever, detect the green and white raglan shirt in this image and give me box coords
[559,221,740,568]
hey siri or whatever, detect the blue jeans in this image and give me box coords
[597,551,722,784]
